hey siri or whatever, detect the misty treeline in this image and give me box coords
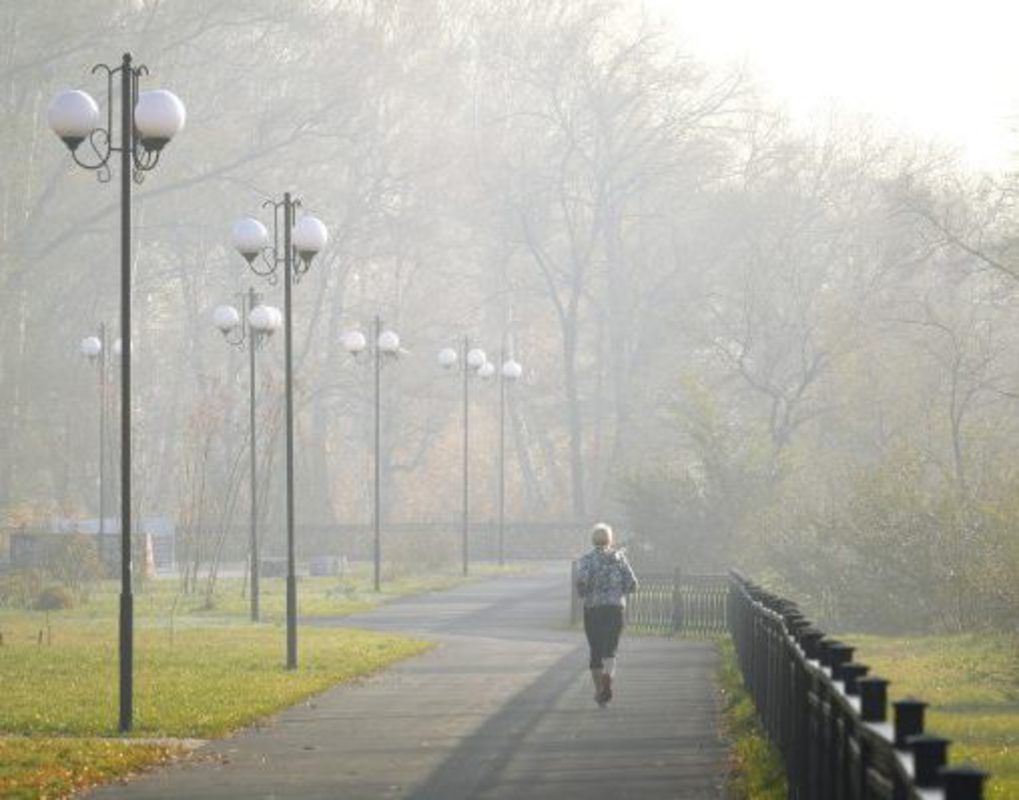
[2,0,1018,629]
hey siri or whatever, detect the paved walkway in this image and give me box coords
[88,566,726,799]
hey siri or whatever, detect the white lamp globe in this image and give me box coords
[478,361,496,379]
[263,306,281,332]
[466,348,487,369]
[213,304,241,333]
[343,330,367,355]
[134,89,186,151]
[232,218,269,262]
[80,336,103,359]
[48,90,99,150]
[438,347,458,369]
[378,330,400,354]
[502,359,523,380]
[292,215,328,261]
[249,305,275,332]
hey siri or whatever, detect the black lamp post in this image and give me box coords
[497,353,523,566]
[50,52,185,733]
[231,197,328,670]
[213,290,282,622]
[439,339,489,575]
[343,318,401,592]
[80,327,110,562]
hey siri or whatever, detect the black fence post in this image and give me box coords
[858,676,888,723]
[840,663,868,695]
[910,734,951,789]
[894,698,927,748]
[724,572,990,798]
[942,766,987,800]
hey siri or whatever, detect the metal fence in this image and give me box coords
[569,567,728,635]
[729,571,990,800]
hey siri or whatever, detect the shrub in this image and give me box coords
[48,534,104,600]
[0,569,44,609]
[753,446,1019,634]
[34,585,74,611]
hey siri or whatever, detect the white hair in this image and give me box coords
[591,523,613,547]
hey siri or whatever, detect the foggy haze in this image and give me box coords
[2,0,1018,632]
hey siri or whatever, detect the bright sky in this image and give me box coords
[647,0,1019,172]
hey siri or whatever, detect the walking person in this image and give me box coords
[574,523,638,707]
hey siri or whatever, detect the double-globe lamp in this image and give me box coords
[81,335,124,362]
[438,342,493,575]
[80,331,111,564]
[343,324,400,591]
[343,328,401,358]
[214,297,282,623]
[231,215,329,267]
[214,303,283,337]
[49,85,185,157]
[232,201,327,670]
[496,357,522,565]
[49,53,184,734]
[437,347,522,568]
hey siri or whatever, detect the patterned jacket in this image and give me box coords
[575,547,639,609]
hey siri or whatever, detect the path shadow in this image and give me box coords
[407,645,585,800]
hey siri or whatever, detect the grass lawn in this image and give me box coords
[717,639,787,800]
[0,621,431,798]
[0,620,430,798]
[852,633,1019,800]
[0,562,530,797]
[62,561,524,625]
[0,620,431,737]
[0,738,183,800]
[0,559,530,799]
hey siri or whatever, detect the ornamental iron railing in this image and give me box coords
[729,571,989,800]
[568,565,992,798]
[569,566,728,634]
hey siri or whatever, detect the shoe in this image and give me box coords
[590,668,605,705]
[599,673,613,704]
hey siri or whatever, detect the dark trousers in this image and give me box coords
[583,605,624,669]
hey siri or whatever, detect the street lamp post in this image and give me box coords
[439,340,488,575]
[213,290,282,622]
[50,53,185,733]
[497,355,523,566]
[232,198,327,670]
[80,327,109,562]
[343,318,400,591]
